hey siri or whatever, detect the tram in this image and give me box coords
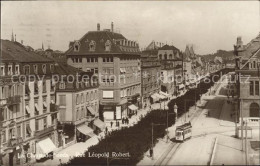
[175,121,192,142]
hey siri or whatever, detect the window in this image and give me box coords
[105,40,111,51]
[24,65,30,75]
[43,117,47,129]
[59,82,66,89]
[33,65,38,74]
[26,122,31,137]
[250,81,254,95]
[1,65,5,76]
[253,61,256,69]
[164,54,167,60]
[255,81,259,96]
[103,58,106,62]
[2,130,6,143]
[76,94,80,104]
[81,94,84,103]
[87,58,90,63]
[50,64,54,73]
[35,119,39,131]
[86,92,89,101]
[74,41,80,52]
[59,95,66,106]
[8,65,12,75]
[89,40,96,51]
[159,54,162,60]
[15,65,19,75]
[94,68,98,74]
[94,57,98,62]
[42,64,46,74]
[17,125,21,138]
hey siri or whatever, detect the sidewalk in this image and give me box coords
[37,135,99,166]
[212,135,245,165]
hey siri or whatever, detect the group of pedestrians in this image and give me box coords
[122,117,129,125]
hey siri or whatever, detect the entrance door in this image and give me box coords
[9,151,14,166]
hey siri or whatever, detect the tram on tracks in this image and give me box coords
[175,121,192,142]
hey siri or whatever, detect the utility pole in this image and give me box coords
[245,119,248,165]
[241,99,244,151]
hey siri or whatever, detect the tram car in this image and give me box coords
[175,121,192,142]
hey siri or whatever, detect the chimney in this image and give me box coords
[97,23,100,31]
[111,22,114,32]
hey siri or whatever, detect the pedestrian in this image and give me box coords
[135,111,137,116]
[105,127,108,134]
[110,121,113,128]
[149,148,153,158]
[122,118,124,124]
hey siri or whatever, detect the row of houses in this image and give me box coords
[1,22,227,166]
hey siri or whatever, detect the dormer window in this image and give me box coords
[24,65,30,75]
[74,41,80,52]
[89,40,96,52]
[33,65,38,74]
[105,40,111,51]
[15,65,19,75]
[50,64,54,73]
[42,64,46,74]
[8,65,12,75]
[0,65,5,76]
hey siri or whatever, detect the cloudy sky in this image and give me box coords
[1,1,260,54]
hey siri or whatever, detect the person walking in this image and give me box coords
[110,121,113,128]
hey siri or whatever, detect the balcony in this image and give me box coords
[7,137,23,148]
[34,125,54,137]
[6,95,21,105]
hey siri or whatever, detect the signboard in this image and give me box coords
[116,106,121,120]
[103,111,114,120]
[103,91,114,99]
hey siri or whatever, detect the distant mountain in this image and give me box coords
[199,50,235,64]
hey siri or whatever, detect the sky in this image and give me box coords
[1,1,260,54]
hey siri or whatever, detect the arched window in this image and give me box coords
[253,61,256,69]
[169,54,173,59]
[105,40,111,51]
[164,54,167,60]
[89,40,96,51]
[250,103,259,117]
[159,54,162,60]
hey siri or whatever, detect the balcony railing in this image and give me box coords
[34,125,54,137]
[6,95,21,105]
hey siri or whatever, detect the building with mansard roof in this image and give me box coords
[234,33,260,126]
[66,23,141,121]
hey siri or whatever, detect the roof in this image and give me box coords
[54,62,81,76]
[159,44,180,52]
[1,40,54,63]
[65,31,140,55]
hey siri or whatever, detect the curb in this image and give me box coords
[209,137,218,165]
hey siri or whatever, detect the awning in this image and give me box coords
[151,94,159,102]
[94,119,106,130]
[128,104,138,111]
[87,106,96,115]
[155,93,165,100]
[35,103,39,111]
[179,84,185,89]
[77,124,94,136]
[159,91,170,97]
[43,102,47,108]
[25,106,31,114]
[36,138,56,159]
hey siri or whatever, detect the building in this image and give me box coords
[54,62,102,146]
[158,45,184,96]
[234,33,260,125]
[0,39,59,165]
[141,41,162,108]
[66,23,141,121]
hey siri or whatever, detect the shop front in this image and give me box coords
[76,124,95,142]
